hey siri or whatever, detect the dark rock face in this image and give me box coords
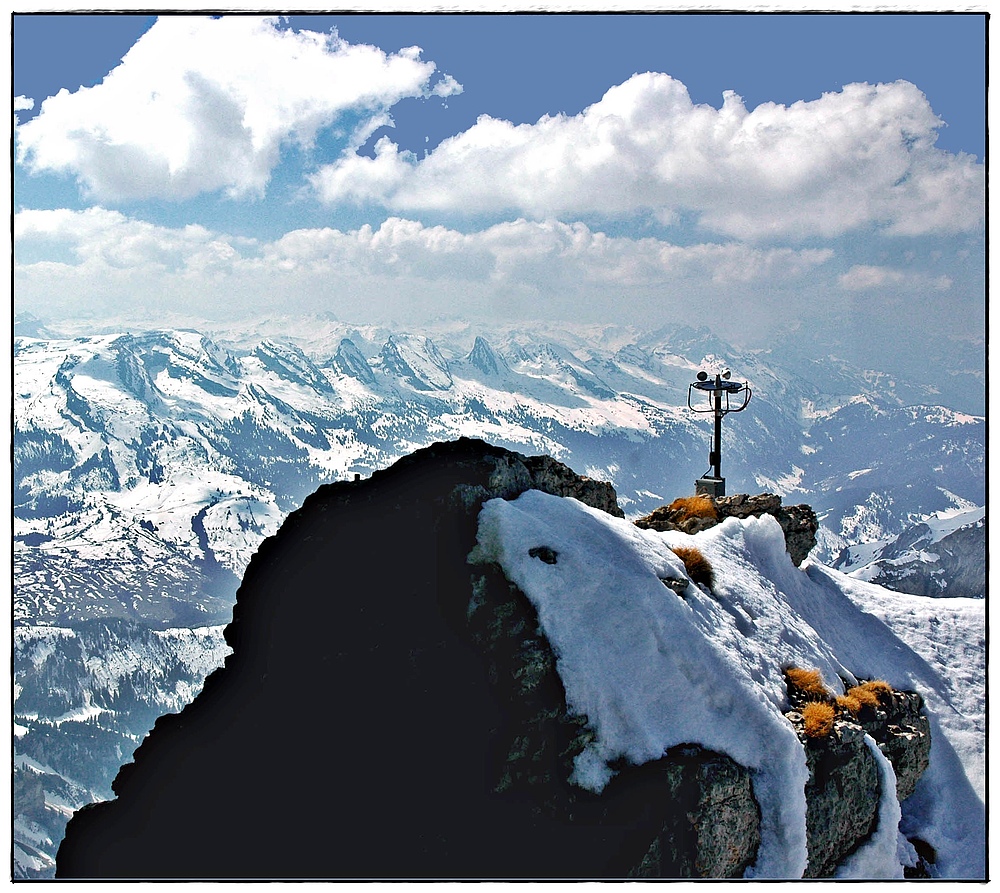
[629,746,761,878]
[54,439,655,880]
[634,493,819,566]
[55,439,923,880]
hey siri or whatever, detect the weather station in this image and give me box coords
[687,369,752,497]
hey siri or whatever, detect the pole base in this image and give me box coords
[695,477,726,497]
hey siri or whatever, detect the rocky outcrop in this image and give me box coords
[55,439,924,880]
[628,746,761,878]
[785,689,931,877]
[635,492,819,566]
[467,562,760,879]
[450,449,624,518]
[793,715,881,877]
[855,689,932,803]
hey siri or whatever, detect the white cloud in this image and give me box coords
[263,216,834,289]
[14,207,250,273]
[14,95,35,131]
[838,264,952,292]
[14,16,460,202]
[431,74,462,98]
[313,73,984,240]
[16,207,831,285]
[14,208,833,326]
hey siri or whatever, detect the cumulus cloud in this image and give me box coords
[14,207,252,273]
[14,16,460,201]
[15,207,835,325]
[838,264,952,291]
[312,73,985,240]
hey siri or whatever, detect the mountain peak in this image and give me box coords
[331,338,376,386]
[251,340,333,394]
[467,335,507,377]
[379,333,453,390]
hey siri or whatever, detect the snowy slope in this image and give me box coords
[473,492,985,878]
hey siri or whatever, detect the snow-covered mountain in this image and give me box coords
[12,319,985,877]
[834,505,985,599]
[51,440,986,879]
[13,321,984,627]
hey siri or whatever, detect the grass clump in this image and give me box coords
[801,701,836,738]
[835,693,863,714]
[668,495,718,522]
[784,666,832,702]
[788,669,898,737]
[670,545,715,590]
[837,679,893,716]
[847,685,880,709]
[857,679,893,704]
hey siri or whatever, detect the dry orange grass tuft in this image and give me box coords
[668,495,718,522]
[858,679,893,705]
[784,666,832,701]
[836,693,863,715]
[835,679,895,717]
[801,701,836,738]
[670,545,715,590]
[846,685,880,710]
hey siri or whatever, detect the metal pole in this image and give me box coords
[712,374,723,479]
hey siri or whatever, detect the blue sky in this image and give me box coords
[12,11,986,381]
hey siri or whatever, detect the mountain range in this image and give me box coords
[14,318,984,623]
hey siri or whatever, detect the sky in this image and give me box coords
[12,11,987,384]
